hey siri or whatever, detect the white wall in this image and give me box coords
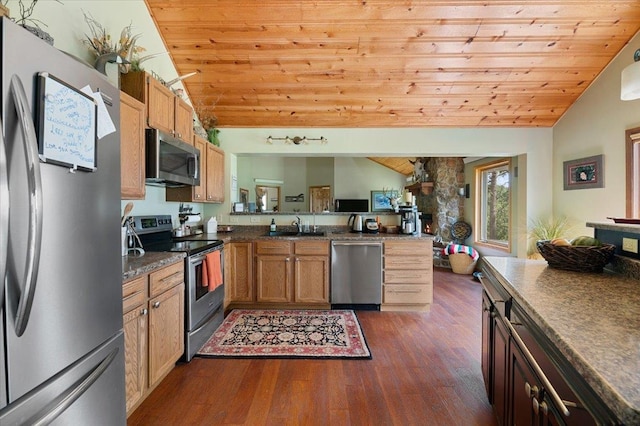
[553,32,640,236]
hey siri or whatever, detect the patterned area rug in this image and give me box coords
[197,309,371,359]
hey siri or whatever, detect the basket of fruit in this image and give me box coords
[536,237,616,273]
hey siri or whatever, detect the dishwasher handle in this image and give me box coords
[332,241,382,247]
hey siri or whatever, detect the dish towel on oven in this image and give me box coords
[203,250,223,291]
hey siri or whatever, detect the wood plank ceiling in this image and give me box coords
[145,0,640,128]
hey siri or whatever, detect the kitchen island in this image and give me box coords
[482,256,640,424]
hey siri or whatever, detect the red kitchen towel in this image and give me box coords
[205,250,223,291]
[202,257,209,288]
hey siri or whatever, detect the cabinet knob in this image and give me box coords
[140,308,148,316]
[532,397,540,415]
[525,382,539,399]
[153,301,161,309]
[539,401,549,416]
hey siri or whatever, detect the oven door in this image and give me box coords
[185,244,224,331]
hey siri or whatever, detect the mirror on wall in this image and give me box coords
[309,185,332,212]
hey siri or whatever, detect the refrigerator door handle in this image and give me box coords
[9,75,44,337]
[21,347,119,426]
[0,117,8,300]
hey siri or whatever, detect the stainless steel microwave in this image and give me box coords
[145,128,200,187]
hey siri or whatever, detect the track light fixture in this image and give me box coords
[266,135,328,145]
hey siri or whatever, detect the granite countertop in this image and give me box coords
[587,221,640,235]
[184,225,434,243]
[122,251,186,282]
[483,256,640,424]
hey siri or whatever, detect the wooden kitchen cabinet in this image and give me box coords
[255,241,292,303]
[206,143,225,202]
[480,268,606,426]
[225,242,254,305]
[382,240,433,311]
[148,282,184,387]
[167,135,225,203]
[293,241,329,304]
[122,276,147,414]
[122,260,185,417]
[121,71,193,143]
[120,91,146,199]
[242,240,329,308]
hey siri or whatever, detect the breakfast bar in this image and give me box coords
[482,256,640,424]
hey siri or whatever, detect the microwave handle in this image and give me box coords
[187,153,199,180]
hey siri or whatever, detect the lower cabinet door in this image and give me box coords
[123,306,147,414]
[293,255,329,303]
[510,339,538,426]
[148,284,185,387]
[492,315,509,425]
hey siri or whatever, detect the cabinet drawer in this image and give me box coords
[384,269,430,284]
[384,255,431,270]
[384,240,431,256]
[294,240,329,255]
[255,241,291,255]
[149,261,184,297]
[123,276,147,314]
[384,284,432,304]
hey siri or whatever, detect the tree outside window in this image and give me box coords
[476,160,511,249]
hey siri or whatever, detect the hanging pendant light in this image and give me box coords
[621,48,640,101]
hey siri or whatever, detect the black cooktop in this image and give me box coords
[130,215,223,256]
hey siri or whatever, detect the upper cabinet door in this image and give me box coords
[206,144,225,203]
[146,77,174,135]
[120,92,146,200]
[174,97,193,143]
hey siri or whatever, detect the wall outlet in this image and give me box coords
[250,217,261,223]
[622,237,639,254]
[229,216,239,224]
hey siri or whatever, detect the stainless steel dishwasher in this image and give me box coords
[331,241,382,310]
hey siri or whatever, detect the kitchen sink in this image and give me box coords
[266,231,326,237]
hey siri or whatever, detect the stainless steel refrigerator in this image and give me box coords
[0,18,126,425]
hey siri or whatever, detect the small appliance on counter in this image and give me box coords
[348,213,364,232]
[399,205,419,235]
[364,218,379,233]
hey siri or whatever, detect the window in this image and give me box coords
[476,160,511,249]
[626,127,640,218]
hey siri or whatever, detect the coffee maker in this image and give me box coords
[398,205,419,235]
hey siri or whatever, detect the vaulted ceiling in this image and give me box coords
[145,0,640,128]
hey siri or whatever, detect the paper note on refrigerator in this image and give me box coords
[81,85,116,139]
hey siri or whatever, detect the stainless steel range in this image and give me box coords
[130,215,224,361]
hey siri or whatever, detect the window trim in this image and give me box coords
[626,127,640,218]
[474,159,512,252]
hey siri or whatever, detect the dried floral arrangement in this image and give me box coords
[82,11,145,66]
[2,0,63,29]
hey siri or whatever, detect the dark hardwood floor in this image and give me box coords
[128,268,497,425]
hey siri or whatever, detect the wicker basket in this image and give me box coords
[449,253,477,275]
[536,240,616,273]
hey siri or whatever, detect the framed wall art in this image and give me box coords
[371,190,394,211]
[563,155,604,190]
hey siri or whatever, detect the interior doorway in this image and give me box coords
[309,185,331,212]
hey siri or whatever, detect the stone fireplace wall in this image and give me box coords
[416,157,466,241]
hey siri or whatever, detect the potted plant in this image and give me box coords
[526,215,575,258]
[2,0,63,45]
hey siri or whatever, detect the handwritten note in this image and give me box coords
[39,73,97,171]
